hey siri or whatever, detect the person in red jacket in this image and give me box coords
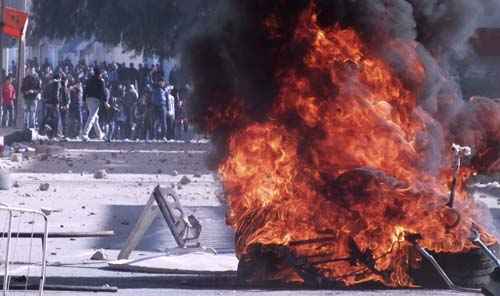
[2,76,16,128]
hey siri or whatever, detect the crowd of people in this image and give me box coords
[0,58,192,142]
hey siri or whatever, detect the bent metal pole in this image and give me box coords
[0,0,4,105]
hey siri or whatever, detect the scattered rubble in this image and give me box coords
[90,249,108,261]
[11,153,23,162]
[179,176,191,185]
[39,183,50,191]
[94,169,108,179]
[0,139,219,290]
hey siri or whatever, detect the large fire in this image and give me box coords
[218,6,496,287]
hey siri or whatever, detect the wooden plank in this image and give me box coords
[118,194,161,260]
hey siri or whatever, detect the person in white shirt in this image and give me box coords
[166,85,176,140]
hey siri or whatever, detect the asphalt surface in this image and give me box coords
[0,139,498,295]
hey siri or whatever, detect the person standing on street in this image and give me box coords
[166,85,176,140]
[59,75,71,138]
[1,76,16,128]
[151,78,168,140]
[21,67,42,129]
[41,73,62,139]
[81,68,107,141]
[68,80,84,138]
[123,84,139,139]
[141,84,154,141]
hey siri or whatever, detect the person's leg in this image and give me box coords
[2,105,14,127]
[160,106,168,139]
[73,108,80,138]
[91,99,103,139]
[137,120,144,140]
[141,119,146,140]
[171,115,176,140]
[183,119,190,141]
[166,115,174,140]
[153,110,159,139]
[3,104,8,128]
[8,105,13,128]
[110,119,116,141]
[126,107,133,139]
[52,107,61,138]
[36,100,44,129]
[145,113,153,141]
[45,106,55,138]
[104,122,109,140]
[124,110,129,139]
[177,119,183,140]
[30,100,38,130]
[60,109,68,137]
[0,104,4,127]
[24,100,31,128]
[83,98,99,138]
[38,103,47,134]
[57,109,63,137]
[78,107,84,137]
[26,100,35,129]
[3,105,8,128]
[67,109,75,137]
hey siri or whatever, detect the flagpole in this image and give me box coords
[15,0,27,129]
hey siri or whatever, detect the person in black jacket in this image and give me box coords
[68,80,84,138]
[21,67,42,129]
[59,75,71,138]
[81,68,107,141]
[41,73,62,139]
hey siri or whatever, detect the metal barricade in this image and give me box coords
[0,205,48,296]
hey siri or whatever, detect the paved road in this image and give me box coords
[1,140,498,295]
[44,289,477,296]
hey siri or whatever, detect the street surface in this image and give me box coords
[0,139,497,295]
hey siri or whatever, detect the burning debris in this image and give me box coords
[185,0,500,289]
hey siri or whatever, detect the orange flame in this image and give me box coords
[219,6,495,287]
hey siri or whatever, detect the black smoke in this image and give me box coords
[183,0,499,165]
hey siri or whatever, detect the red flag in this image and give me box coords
[3,7,28,39]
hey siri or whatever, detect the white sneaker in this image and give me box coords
[81,135,90,142]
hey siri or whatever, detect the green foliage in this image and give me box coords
[30,0,220,57]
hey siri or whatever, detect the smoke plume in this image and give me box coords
[184,0,498,154]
